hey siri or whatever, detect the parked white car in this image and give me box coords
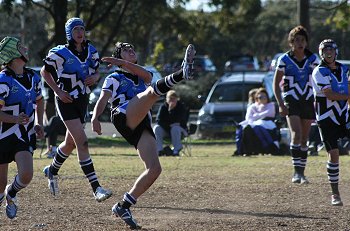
[196,72,267,138]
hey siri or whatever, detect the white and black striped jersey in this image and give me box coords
[43,42,99,99]
[102,70,150,114]
[312,61,349,124]
[0,67,42,148]
[277,50,319,102]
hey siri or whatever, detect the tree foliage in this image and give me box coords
[2,0,350,108]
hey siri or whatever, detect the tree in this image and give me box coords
[1,0,131,60]
[298,0,310,32]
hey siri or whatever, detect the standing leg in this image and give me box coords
[327,149,342,206]
[299,119,313,183]
[64,118,112,201]
[287,116,303,183]
[43,128,74,196]
[6,151,33,219]
[113,131,161,229]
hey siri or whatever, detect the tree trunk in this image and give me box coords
[297,0,310,33]
[53,0,68,45]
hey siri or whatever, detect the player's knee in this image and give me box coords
[20,170,33,184]
[149,164,162,178]
[65,141,76,150]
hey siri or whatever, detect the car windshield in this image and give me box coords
[233,56,253,63]
[209,82,262,102]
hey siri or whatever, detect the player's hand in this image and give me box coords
[279,104,288,117]
[84,74,99,86]
[16,112,29,125]
[168,101,176,110]
[56,89,73,103]
[91,118,102,135]
[34,125,45,139]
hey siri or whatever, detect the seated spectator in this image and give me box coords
[234,88,279,156]
[233,88,258,155]
[247,88,259,106]
[153,90,188,156]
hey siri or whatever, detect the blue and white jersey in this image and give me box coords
[312,61,349,124]
[102,70,150,114]
[0,68,42,145]
[277,50,319,102]
[43,43,99,98]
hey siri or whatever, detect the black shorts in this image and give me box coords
[318,118,348,151]
[0,134,34,164]
[285,99,315,120]
[56,95,88,123]
[111,111,155,148]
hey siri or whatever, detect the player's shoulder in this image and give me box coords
[49,45,67,54]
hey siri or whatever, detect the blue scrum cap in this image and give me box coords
[65,17,85,41]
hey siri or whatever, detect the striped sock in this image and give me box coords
[120,192,137,209]
[152,69,183,96]
[50,147,69,175]
[7,175,28,198]
[327,161,339,184]
[79,158,100,192]
[290,144,301,169]
[300,147,308,173]
[327,161,340,195]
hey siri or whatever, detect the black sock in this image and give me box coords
[7,175,27,198]
[331,183,339,195]
[290,144,301,173]
[120,192,137,209]
[152,69,183,95]
[50,147,69,175]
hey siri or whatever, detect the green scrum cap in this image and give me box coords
[0,36,22,64]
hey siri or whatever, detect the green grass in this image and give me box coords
[87,136,234,146]
[28,136,350,182]
[31,136,347,179]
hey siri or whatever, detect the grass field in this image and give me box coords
[3,137,350,230]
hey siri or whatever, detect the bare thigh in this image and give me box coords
[287,115,302,144]
[126,87,159,130]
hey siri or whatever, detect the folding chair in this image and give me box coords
[157,107,196,157]
[180,123,197,157]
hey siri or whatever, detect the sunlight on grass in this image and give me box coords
[8,136,350,185]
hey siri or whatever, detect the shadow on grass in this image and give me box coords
[91,152,139,157]
[139,206,329,220]
[88,136,233,147]
[88,136,130,147]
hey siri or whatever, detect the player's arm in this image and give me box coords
[41,65,73,103]
[91,90,112,135]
